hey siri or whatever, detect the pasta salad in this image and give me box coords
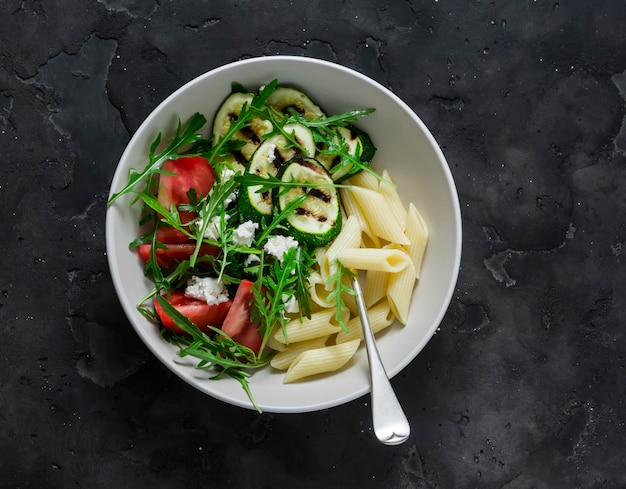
[107,80,428,411]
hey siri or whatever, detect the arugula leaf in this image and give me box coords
[108,113,208,204]
[286,107,375,128]
[155,294,270,412]
[326,259,357,332]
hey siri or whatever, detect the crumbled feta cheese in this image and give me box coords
[197,214,230,241]
[282,294,299,314]
[220,168,236,182]
[264,235,299,263]
[245,254,261,266]
[232,220,259,247]
[185,276,229,305]
[224,189,238,208]
[266,143,277,163]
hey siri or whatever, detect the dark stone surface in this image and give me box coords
[1,0,625,487]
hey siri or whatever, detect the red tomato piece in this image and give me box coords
[221,279,262,355]
[154,290,232,334]
[155,226,190,244]
[138,242,220,269]
[158,156,216,223]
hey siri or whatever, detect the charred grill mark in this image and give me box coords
[233,150,247,166]
[240,126,260,144]
[297,158,325,175]
[261,190,271,202]
[310,188,331,203]
[295,206,331,223]
[272,151,285,171]
[285,104,304,115]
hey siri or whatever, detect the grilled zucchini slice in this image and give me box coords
[212,92,273,161]
[238,125,316,222]
[274,156,341,248]
[316,125,377,182]
[266,87,326,120]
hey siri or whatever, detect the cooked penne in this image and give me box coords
[339,187,380,248]
[266,325,287,352]
[270,336,330,370]
[337,247,411,273]
[335,300,395,344]
[307,271,334,308]
[346,171,379,190]
[363,269,389,308]
[404,202,429,278]
[387,259,417,324]
[283,340,360,383]
[318,215,362,283]
[349,186,410,245]
[273,309,340,344]
[379,169,408,231]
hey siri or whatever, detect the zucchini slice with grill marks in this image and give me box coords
[316,124,377,182]
[238,124,316,222]
[212,91,273,161]
[266,87,326,120]
[274,156,341,248]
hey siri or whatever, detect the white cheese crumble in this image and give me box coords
[220,168,236,182]
[264,235,299,263]
[266,143,277,163]
[232,220,259,247]
[185,276,229,305]
[245,254,261,266]
[197,214,230,241]
[282,294,299,314]
[223,189,238,208]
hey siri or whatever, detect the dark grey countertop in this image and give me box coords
[1,1,625,487]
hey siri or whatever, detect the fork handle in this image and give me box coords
[352,277,411,445]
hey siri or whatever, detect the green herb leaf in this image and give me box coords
[108,113,208,204]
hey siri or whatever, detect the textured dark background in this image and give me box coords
[1,1,625,487]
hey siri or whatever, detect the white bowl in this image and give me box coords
[106,56,462,413]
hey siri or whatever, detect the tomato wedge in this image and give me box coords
[138,242,220,269]
[155,226,190,244]
[221,279,262,354]
[154,290,232,335]
[158,156,216,223]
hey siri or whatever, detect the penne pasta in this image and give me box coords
[283,340,361,383]
[307,271,334,308]
[273,309,340,344]
[349,186,410,245]
[265,325,287,352]
[337,247,411,273]
[379,169,408,231]
[387,259,417,324]
[346,171,379,190]
[270,336,330,370]
[339,187,380,249]
[335,300,395,344]
[363,269,389,308]
[404,202,429,278]
[318,215,362,284]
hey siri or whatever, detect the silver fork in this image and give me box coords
[352,276,411,445]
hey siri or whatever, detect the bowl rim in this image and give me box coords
[106,55,463,413]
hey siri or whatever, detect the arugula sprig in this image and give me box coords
[206,79,279,164]
[156,294,270,412]
[326,259,357,332]
[282,107,389,183]
[108,113,208,204]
